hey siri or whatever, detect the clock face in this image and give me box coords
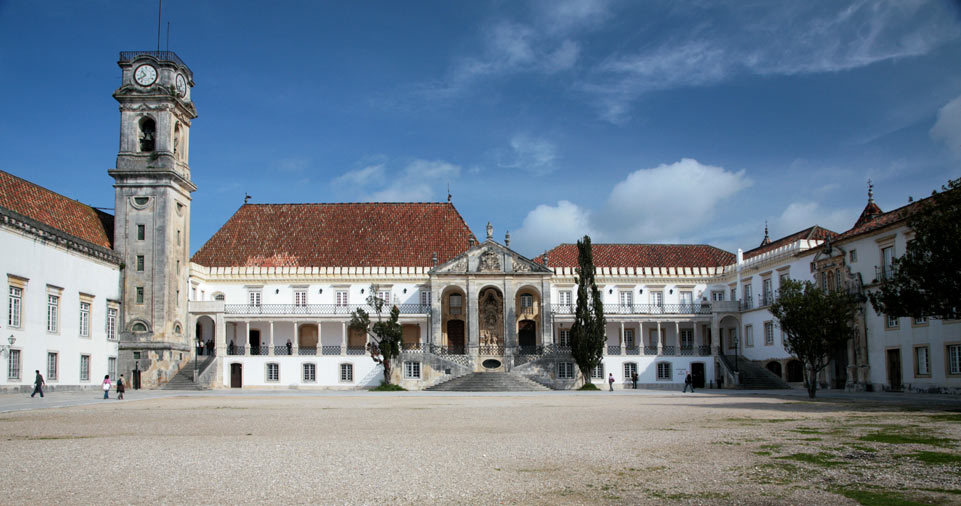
[175,74,187,97]
[134,64,157,86]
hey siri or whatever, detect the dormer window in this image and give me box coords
[139,117,156,152]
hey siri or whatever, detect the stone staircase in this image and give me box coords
[161,356,215,390]
[718,354,791,389]
[426,372,551,392]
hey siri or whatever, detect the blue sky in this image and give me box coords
[1,0,960,258]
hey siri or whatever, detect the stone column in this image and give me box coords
[674,321,680,352]
[694,322,700,352]
[244,321,250,356]
[504,278,517,350]
[268,321,275,356]
[656,321,663,355]
[467,279,479,350]
[341,321,347,356]
[619,322,626,354]
[316,321,321,355]
[292,321,299,355]
[711,316,720,357]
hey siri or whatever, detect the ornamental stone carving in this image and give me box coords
[477,248,500,272]
[512,257,531,272]
[479,288,503,347]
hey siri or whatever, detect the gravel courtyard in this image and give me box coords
[1,391,959,504]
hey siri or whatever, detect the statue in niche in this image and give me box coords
[479,288,503,347]
[477,248,500,272]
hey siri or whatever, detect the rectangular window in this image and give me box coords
[881,246,894,278]
[557,362,574,379]
[136,287,144,304]
[420,290,431,309]
[886,314,899,329]
[762,278,772,305]
[47,352,58,381]
[679,291,693,308]
[108,357,116,380]
[404,361,421,379]
[948,345,961,375]
[618,291,633,306]
[266,363,279,382]
[80,355,90,381]
[137,224,145,240]
[7,349,20,380]
[378,290,391,306]
[656,362,671,380]
[764,322,774,346]
[623,362,637,379]
[624,328,635,348]
[680,329,693,348]
[47,294,59,333]
[79,301,90,337]
[650,291,663,306]
[106,307,118,340]
[248,291,262,307]
[8,285,22,328]
[591,363,604,379]
[711,291,724,302]
[914,346,930,377]
[558,329,571,347]
[779,272,790,285]
[294,290,307,307]
[340,363,354,382]
[743,283,752,305]
[520,294,533,309]
[730,288,736,301]
[303,363,316,382]
[744,325,754,347]
[336,290,349,307]
[849,249,857,262]
[559,290,572,307]
[136,255,144,271]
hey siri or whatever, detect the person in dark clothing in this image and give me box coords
[683,372,694,393]
[286,339,292,356]
[116,374,125,400]
[631,371,638,389]
[31,370,45,398]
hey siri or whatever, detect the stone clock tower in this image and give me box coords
[109,51,197,388]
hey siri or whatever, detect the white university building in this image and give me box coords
[2,50,958,394]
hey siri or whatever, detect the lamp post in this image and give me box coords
[734,333,739,373]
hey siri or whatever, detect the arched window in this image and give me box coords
[139,117,156,152]
[132,322,147,332]
[214,293,225,301]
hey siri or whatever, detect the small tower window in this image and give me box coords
[139,117,156,152]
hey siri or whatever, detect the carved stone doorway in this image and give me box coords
[478,287,504,355]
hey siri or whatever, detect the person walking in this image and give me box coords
[608,372,615,391]
[30,370,45,398]
[102,374,112,399]
[683,372,694,393]
[116,374,125,400]
[631,371,638,390]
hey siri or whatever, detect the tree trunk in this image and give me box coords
[805,365,817,399]
[383,362,392,385]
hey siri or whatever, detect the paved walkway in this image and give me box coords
[2,386,959,413]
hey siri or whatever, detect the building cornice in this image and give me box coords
[0,205,122,266]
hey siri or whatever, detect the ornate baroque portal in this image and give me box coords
[479,287,504,353]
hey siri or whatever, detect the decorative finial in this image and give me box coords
[764,220,769,239]
[543,252,549,267]
[759,220,771,247]
[447,183,451,203]
[431,252,438,266]
[868,179,874,204]
[468,236,475,248]
[244,193,251,204]
[486,222,493,240]
[505,230,511,247]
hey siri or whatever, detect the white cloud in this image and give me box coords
[512,200,596,256]
[603,158,751,238]
[499,134,559,175]
[333,164,385,185]
[583,0,961,122]
[931,93,961,157]
[511,158,751,255]
[332,159,460,202]
[774,201,857,236]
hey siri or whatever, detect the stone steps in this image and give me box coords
[426,372,551,392]
[720,354,791,389]
[161,356,215,390]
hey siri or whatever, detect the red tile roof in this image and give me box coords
[835,199,924,242]
[191,202,476,267]
[743,225,837,260]
[540,243,735,269]
[0,170,113,249]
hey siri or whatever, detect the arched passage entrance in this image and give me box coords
[446,320,465,354]
[196,315,215,355]
[766,361,783,379]
[518,320,536,350]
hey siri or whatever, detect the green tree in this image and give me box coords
[569,236,606,387]
[769,279,860,398]
[349,284,403,385]
[869,178,961,321]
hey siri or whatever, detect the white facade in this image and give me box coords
[2,218,121,391]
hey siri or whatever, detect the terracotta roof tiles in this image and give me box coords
[191,202,476,267]
[0,170,113,249]
[541,243,735,269]
[742,225,837,260]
